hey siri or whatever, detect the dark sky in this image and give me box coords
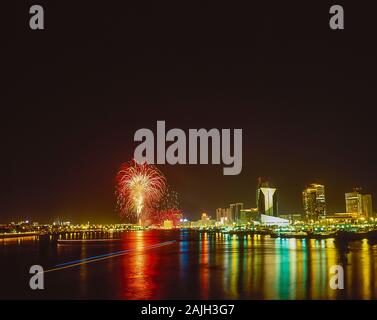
[4,1,376,223]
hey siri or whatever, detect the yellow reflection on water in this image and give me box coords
[230,235,239,298]
[221,235,239,299]
[360,239,371,299]
[244,235,252,296]
[324,239,338,299]
[0,236,37,245]
[296,240,307,299]
[288,239,298,299]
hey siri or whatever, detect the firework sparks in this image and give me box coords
[116,160,167,223]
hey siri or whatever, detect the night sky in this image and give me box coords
[4,1,376,223]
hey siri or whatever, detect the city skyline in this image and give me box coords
[1,173,375,224]
[215,178,374,223]
[6,2,377,224]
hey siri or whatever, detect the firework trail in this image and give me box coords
[116,160,167,223]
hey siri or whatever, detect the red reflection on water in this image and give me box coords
[199,233,209,299]
[119,231,162,299]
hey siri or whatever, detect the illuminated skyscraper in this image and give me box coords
[345,188,373,218]
[216,207,232,223]
[345,189,363,215]
[230,203,244,222]
[239,208,259,222]
[257,178,278,217]
[362,194,373,218]
[302,184,326,220]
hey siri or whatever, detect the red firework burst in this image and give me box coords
[115,160,167,222]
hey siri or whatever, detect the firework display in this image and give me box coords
[153,187,180,211]
[116,160,167,223]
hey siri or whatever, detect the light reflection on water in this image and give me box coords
[1,230,377,299]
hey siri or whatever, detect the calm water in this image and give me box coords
[1,230,377,299]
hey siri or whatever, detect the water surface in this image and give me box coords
[1,230,377,299]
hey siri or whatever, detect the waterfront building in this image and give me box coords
[302,183,326,221]
[216,204,244,224]
[260,214,289,226]
[319,212,357,224]
[239,208,259,224]
[163,220,174,229]
[191,214,216,228]
[279,213,304,222]
[345,188,363,215]
[178,219,191,228]
[345,188,373,218]
[216,207,232,224]
[230,203,244,221]
[362,194,373,218]
[201,212,209,220]
[257,177,278,217]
